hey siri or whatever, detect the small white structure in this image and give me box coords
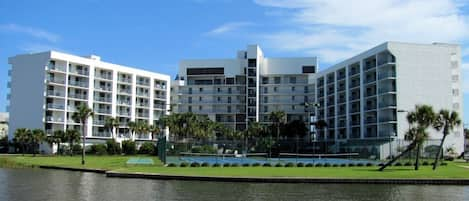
[0,113,8,138]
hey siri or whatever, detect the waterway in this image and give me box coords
[0,168,467,201]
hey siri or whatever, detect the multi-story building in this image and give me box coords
[172,45,318,131]
[0,112,8,138]
[173,42,464,159]
[314,42,464,158]
[7,51,170,151]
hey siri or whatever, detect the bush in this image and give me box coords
[340,164,347,167]
[275,163,283,167]
[285,162,295,167]
[138,142,155,155]
[394,162,402,166]
[263,163,271,167]
[122,140,136,155]
[324,163,331,167]
[190,162,200,167]
[366,163,374,167]
[191,145,217,154]
[315,163,323,167]
[348,163,356,167]
[167,163,177,167]
[223,163,231,167]
[297,162,305,167]
[180,162,189,167]
[72,144,82,155]
[332,164,339,167]
[231,163,239,167]
[356,163,364,167]
[106,140,121,155]
[213,163,221,167]
[242,163,251,167]
[306,163,313,167]
[422,161,429,166]
[440,162,448,166]
[201,162,210,167]
[90,144,107,155]
[444,156,454,161]
[378,163,384,167]
[404,162,412,166]
[252,163,261,167]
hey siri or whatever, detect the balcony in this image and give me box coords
[378,71,396,80]
[69,69,89,76]
[92,131,111,137]
[379,101,396,108]
[136,92,149,97]
[67,106,78,112]
[117,110,131,116]
[154,83,166,90]
[95,85,112,92]
[378,87,396,94]
[379,116,397,122]
[118,77,132,83]
[137,113,149,118]
[68,81,88,88]
[117,100,131,105]
[68,93,88,100]
[136,102,149,108]
[46,116,64,123]
[47,64,66,72]
[47,77,65,85]
[47,90,65,97]
[154,95,166,99]
[93,119,106,125]
[95,73,112,80]
[95,108,111,114]
[46,103,65,110]
[94,97,111,103]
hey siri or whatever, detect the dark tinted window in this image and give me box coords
[302,66,316,73]
[187,68,224,75]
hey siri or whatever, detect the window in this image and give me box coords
[227,106,232,113]
[452,89,459,96]
[292,105,296,110]
[199,88,203,92]
[304,96,308,102]
[292,96,295,101]
[199,97,202,101]
[228,88,232,94]
[292,86,295,91]
[228,97,232,103]
[217,97,221,102]
[304,86,308,93]
[199,106,203,111]
[274,77,281,84]
[217,88,221,92]
[262,77,269,84]
[264,96,268,103]
[264,106,268,113]
[452,75,459,82]
[264,87,268,93]
[290,77,296,84]
[188,106,192,112]
[274,87,278,92]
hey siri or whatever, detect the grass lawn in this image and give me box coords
[1,155,468,179]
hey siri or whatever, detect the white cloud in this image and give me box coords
[206,22,254,35]
[0,23,60,43]
[254,0,469,64]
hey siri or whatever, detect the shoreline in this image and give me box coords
[30,165,469,185]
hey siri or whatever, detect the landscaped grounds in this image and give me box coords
[0,155,468,179]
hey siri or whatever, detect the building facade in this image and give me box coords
[0,113,8,138]
[173,42,464,159]
[7,51,170,150]
[171,45,318,131]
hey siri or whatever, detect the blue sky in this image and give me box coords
[1,0,469,124]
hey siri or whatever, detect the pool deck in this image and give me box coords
[37,165,469,185]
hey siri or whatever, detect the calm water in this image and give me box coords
[0,168,468,201]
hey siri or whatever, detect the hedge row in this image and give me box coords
[166,161,449,168]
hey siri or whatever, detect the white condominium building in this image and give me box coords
[172,45,318,131]
[7,51,170,148]
[172,42,464,158]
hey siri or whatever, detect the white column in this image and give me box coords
[87,65,95,138]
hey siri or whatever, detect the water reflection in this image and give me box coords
[0,168,467,201]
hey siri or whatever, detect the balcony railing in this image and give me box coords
[46,103,65,110]
[47,77,65,85]
[136,103,149,107]
[95,109,111,114]
[94,86,112,91]
[137,113,149,118]
[378,87,396,94]
[154,84,166,90]
[68,81,88,88]
[117,100,131,105]
[95,74,112,80]
[93,119,106,125]
[69,69,89,76]
[47,65,66,72]
[118,77,132,83]
[118,89,131,94]
[378,71,396,80]
[136,92,149,97]
[46,116,64,122]
[94,97,112,103]
[117,111,131,116]
[47,90,65,97]
[68,94,88,100]
[379,102,396,108]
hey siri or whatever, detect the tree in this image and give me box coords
[14,128,31,156]
[136,121,149,139]
[269,111,287,142]
[72,104,94,165]
[284,120,308,153]
[65,129,80,156]
[432,109,461,170]
[379,105,436,171]
[46,130,65,155]
[148,124,161,140]
[30,129,46,157]
[127,121,137,141]
[245,121,265,154]
[104,117,119,139]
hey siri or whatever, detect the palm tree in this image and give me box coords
[104,117,119,139]
[127,121,137,141]
[284,120,308,154]
[46,130,65,155]
[379,105,436,171]
[245,121,264,154]
[14,128,30,156]
[136,121,150,139]
[72,104,94,165]
[30,129,46,157]
[65,129,80,156]
[432,109,461,170]
[269,111,286,141]
[149,124,161,140]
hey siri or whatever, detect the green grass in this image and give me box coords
[0,155,468,179]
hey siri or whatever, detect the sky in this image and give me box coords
[1,0,469,124]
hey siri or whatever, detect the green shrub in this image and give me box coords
[213,163,221,167]
[315,163,323,167]
[90,144,107,155]
[106,140,121,155]
[297,162,305,167]
[231,163,239,167]
[444,156,455,161]
[201,162,210,167]
[356,163,364,167]
[167,163,177,167]
[190,162,200,167]
[72,144,82,155]
[348,163,356,167]
[242,163,251,167]
[305,163,313,167]
[285,162,295,167]
[440,162,448,166]
[340,163,347,167]
[404,162,412,166]
[263,163,271,167]
[394,162,402,166]
[138,142,155,155]
[378,163,384,167]
[275,163,283,167]
[180,162,189,167]
[252,163,261,167]
[223,163,231,167]
[332,164,339,167]
[191,145,217,154]
[366,163,373,167]
[324,163,331,167]
[422,161,429,166]
[122,140,136,155]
